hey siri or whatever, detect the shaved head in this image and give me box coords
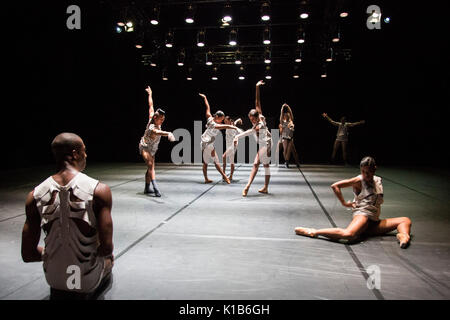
[51,133,84,164]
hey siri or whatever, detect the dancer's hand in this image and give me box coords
[168,132,176,142]
[145,86,152,95]
[343,201,356,208]
[233,138,239,147]
[199,93,206,99]
[322,113,327,118]
[256,80,265,87]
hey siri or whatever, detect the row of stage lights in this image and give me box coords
[155,63,329,82]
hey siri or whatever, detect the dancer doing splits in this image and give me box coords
[233,80,272,197]
[139,85,175,197]
[294,156,412,248]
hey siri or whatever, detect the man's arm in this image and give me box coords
[21,191,43,262]
[255,80,265,115]
[330,176,360,208]
[199,93,212,119]
[322,113,339,126]
[93,183,114,258]
[347,120,366,127]
[146,86,154,120]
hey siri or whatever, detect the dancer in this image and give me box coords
[279,103,300,168]
[233,80,272,196]
[322,113,365,164]
[294,156,412,248]
[21,133,114,299]
[222,116,243,180]
[199,93,238,184]
[139,85,175,197]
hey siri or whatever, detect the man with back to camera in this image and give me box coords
[21,132,114,299]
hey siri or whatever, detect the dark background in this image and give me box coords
[5,0,449,169]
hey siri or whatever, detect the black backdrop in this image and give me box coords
[5,0,449,169]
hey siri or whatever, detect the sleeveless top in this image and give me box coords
[336,123,349,141]
[33,172,104,293]
[201,116,220,148]
[140,121,162,149]
[253,115,272,146]
[352,175,384,221]
[226,128,243,148]
[281,120,294,139]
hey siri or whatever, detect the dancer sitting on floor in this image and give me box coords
[294,156,412,248]
[199,93,238,184]
[279,103,300,168]
[322,113,365,165]
[139,85,175,197]
[233,80,273,196]
[21,133,114,299]
[222,116,243,181]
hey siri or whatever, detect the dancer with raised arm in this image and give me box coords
[222,116,243,180]
[279,103,300,168]
[233,80,272,196]
[139,85,175,197]
[199,93,238,184]
[294,156,412,248]
[322,113,365,165]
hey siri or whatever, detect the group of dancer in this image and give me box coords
[137,81,412,250]
[20,83,411,300]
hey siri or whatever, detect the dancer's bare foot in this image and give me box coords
[396,232,410,249]
[258,187,268,194]
[294,227,317,238]
[224,177,231,184]
[229,175,233,181]
[242,186,249,197]
[205,179,213,184]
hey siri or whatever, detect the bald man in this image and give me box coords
[21,133,114,299]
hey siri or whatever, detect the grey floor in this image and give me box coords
[1,163,449,300]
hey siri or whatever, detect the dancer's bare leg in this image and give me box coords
[282,139,289,162]
[243,152,261,196]
[331,140,340,162]
[202,161,212,183]
[258,147,270,194]
[295,215,369,242]
[222,153,227,176]
[287,139,300,166]
[365,217,412,248]
[342,141,348,164]
[230,162,235,180]
[211,149,230,184]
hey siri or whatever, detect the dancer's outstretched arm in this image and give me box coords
[215,124,238,131]
[331,177,359,208]
[233,118,243,126]
[255,80,265,115]
[199,93,212,119]
[322,113,339,126]
[233,129,254,146]
[348,120,366,127]
[150,127,172,137]
[146,86,154,119]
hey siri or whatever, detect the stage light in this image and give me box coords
[321,65,327,78]
[293,75,299,78]
[265,66,271,80]
[264,49,271,64]
[235,51,242,65]
[332,31,340,43]
[116,26,122,33]
[177,49,185,66]
[150,62,157,67]
[135,44,142,49]
[162,69,168,81]
[384,17,390,23]
[340,12,348,18]
[165,30,174,48]
[126,21,133,28]
[261,2,270,21]
[205,52,213,66]
[229,29,237,46]
[197,30,205,47]
[299,1,309,19]
[150,6,160,25]
[185,4,195,24]
[117,22,125,27]
[238,66,245,80]
[325,48,333,62]
[211,66,219,80]
[187,67,193,80]
[223,2,232,22]
[263,27,271,45]
[295,47,302,62]
[297,27,305,44]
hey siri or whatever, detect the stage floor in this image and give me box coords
[1,163,449,300]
